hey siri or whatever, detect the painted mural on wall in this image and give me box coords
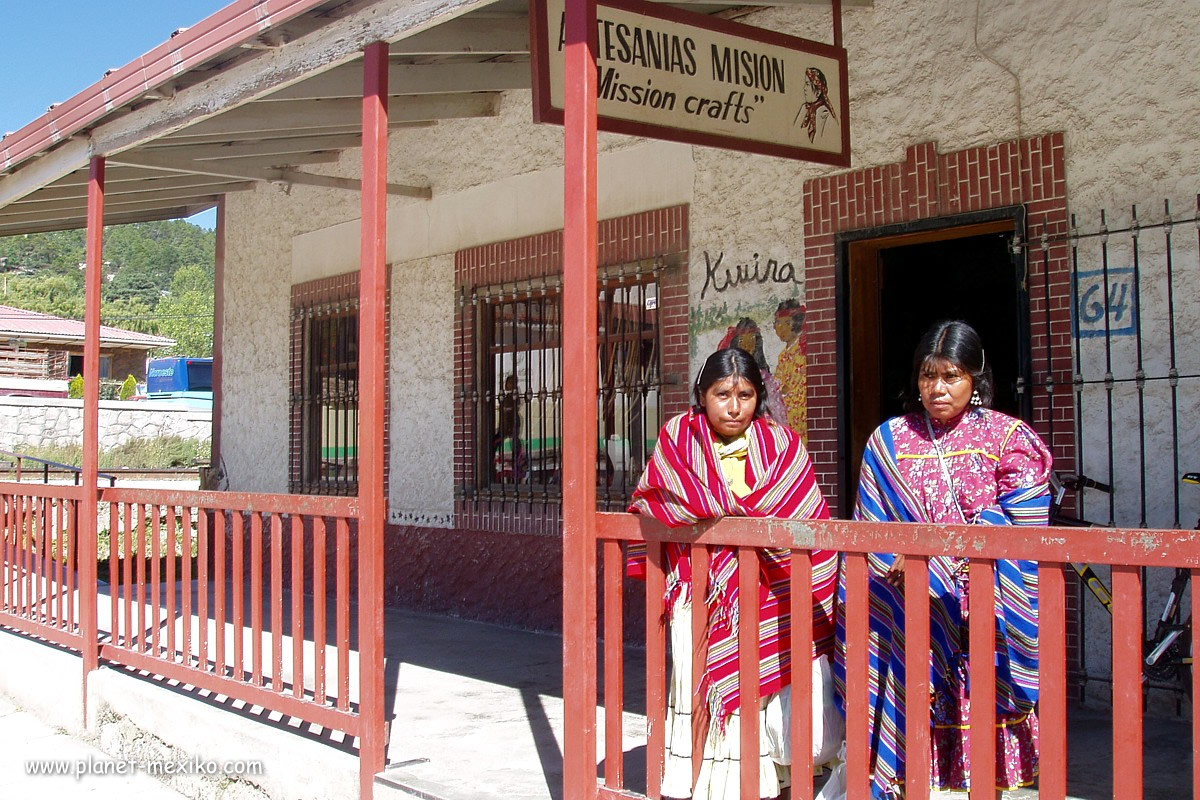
[691,249,809,443]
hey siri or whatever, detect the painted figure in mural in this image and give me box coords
[772,299,809,443]
[719,317,787,425]
[794,66,838,144]
[627,347,840,800]
[832,320,1050,799]
[492,373,525,482]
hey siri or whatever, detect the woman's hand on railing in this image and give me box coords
[885,553,905,589]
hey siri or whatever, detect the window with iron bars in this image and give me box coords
[291,301,359,495]
[469,260,665,511]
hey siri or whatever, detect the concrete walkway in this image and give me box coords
[0,693,189,799]
[0,599,1192,800]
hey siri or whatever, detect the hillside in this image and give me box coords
[0,220,216,356]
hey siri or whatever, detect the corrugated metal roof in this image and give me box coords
[0,304,175,349]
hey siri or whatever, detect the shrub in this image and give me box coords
[118,374,138,401]
[68,374,84,399]
[11,437,211,470]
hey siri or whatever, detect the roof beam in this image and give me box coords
[90,0,504,157]
[0,195,225,228]
[264,61,531,101]
[130,149,344,172]
[173,93,499,139]
[15,174,237,203]
[0,137,91,209]
[0,202,217,236]
[388,16,529,55]
[142,133,365,160]
[1,181,252,216]
[154,121,435,147]
[109,151,432,199]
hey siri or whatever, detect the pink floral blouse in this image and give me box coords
[887,407,1053,525]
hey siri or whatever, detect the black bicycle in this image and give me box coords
[1049,471,1194,698]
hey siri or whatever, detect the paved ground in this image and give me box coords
[0,693,189,799]
[0,599,1192,799]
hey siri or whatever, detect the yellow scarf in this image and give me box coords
[714,433,751,498]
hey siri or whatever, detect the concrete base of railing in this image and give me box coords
[0,620,361,800]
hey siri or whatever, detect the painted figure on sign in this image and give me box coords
[772,299,809,443]
[794,66,837,144]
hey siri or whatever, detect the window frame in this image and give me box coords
[289,271,390,497]
[471,264,663,504]
[453,205,692,533]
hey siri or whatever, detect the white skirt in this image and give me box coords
[660,596,787,800]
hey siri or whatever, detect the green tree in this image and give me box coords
[105,263,161,306]
[1,220,215,329]
[101,297,160,336]
[168,264,212,297]
[2,274,84,318]
[156,285,214,356]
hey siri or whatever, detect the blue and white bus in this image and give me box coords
[144,357,213,408]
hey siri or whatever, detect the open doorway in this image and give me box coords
[835,207,1030,516]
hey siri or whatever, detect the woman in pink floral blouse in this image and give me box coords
[833,320,1052,799]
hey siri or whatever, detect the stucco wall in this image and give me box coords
[387,255,455,526]
[0,397,211,451]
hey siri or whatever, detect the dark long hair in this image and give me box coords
[693,347,771,420]
[905,320,994,412]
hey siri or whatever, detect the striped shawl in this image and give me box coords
[837,412,1051,797]
[628,409,835,722]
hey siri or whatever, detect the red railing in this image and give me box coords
[99,487,361,736]
[589,512,1200,800]
[0,482,85,650]
[0,481,379,792]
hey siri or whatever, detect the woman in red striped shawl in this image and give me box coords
[628,347,838,799]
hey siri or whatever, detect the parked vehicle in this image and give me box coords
[142,357,213,409]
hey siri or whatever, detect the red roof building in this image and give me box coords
[0,304,173,395]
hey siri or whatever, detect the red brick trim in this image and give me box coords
[454,204,691,535]
[803,134,1078,672]
[803,134,1072,510]
[288,270,391,495]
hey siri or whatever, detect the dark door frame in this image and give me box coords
[832,205,1030,517]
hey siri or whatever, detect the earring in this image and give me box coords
[970,390,983,407]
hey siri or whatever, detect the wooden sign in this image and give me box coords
[531,0,850,165]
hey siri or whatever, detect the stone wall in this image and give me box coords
[0,397,211,451]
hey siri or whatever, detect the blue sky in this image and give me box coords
[1,1,232,230]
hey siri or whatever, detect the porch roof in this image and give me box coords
[0,0,861,238]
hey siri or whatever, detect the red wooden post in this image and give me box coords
[844,552,869,800]
[1038,562,1067,799]
[790,549,814,800]
[1111,565,1143,800]
[690,542,708,785]
[737,547,761,800]
[645,541,666,799]
[1194,567,1200,800]
[602,540,624,789]
[562,0,600,793]
[80,156,104,720]
[211,196,226,469]
[968,558,996,800]
[903,554,930,800]
[358,38,390,800]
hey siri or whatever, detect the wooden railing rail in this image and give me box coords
[587,512,1200,800]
